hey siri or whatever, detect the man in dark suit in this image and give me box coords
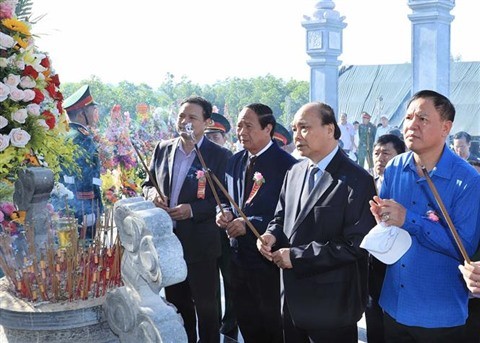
[143,96,231,343]
[216,103,297,343]
[258,102,376,342]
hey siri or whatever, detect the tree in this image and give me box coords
[61,75,309,127]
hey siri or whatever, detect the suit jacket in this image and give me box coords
[224,142,297,269]
[143,137,231,264]
[268,148,376,330]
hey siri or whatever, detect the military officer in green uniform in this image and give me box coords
[61,85,103,239]
[357,111,376,171]
[273,122,294,153]
[205,112,232,150]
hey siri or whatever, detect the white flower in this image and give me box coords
[12,109,28,123]
[14,59,25,70]
[9,128,31,147]
[0,32,16,50]
[0,116,8,129]
[8,87,24,102]
[0,134,10,152]
[26,103,40,116]
[0,82,10,101]
[0,58,7,68]
[22,89,35,102]
[3,74,20,88]
[37,119,49,130]
[19,76,36,89]
[31,53,47,73]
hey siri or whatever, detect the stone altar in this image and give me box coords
[104,197,188,342]
[0,169,188,342]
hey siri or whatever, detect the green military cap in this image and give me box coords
[273,122,293,146]
[205,112,231,134]
[63,85,98,113]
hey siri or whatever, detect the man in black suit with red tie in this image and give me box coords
[216,103,297,343]
[143,96,231,343]
[258,102,376,342]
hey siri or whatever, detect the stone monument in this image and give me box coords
[104,197,188,342]
[408,0,455,95]
[13,167,54,248]
[303,0,347,114]
[0,169,188,342]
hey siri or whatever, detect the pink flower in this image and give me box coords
[20,76,36,89]
[426,210,440,222]
[26,103,40,116]
[196,170,205,179]
[12,109,28,123]
[0,202,15,216]
[9,127,31,147]
[9,87,25,102]
[0,82,10,101]
[3,74,20,88]
[0,134,9,152]
[46,203,55,214]
[253,172,265,185]
[22,88,35,102]
[0,3,15,19]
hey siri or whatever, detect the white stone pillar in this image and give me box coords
[302,0,347,115]
[408,0,455,96]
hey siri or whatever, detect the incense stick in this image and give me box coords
[209,172,266,244]
[130,139,166,203]
[421,166,471,263]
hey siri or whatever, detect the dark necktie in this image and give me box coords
[243,155,257,205]
[300,165,319,210]
[308,166,319,193]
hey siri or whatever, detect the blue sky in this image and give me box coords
[31,0,479,87]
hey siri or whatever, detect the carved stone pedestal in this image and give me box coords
[104,197,188,342]
[0,278,119,343]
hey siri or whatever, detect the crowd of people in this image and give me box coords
[62,85,480,343]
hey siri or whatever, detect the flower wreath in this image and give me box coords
[0,0,75,194]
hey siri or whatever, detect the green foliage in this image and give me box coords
[15,0,33,21]
[61,74,309,125]
[0,180,14,202]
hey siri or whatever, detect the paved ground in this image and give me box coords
[221,318,367,342]
[218,277,368,343]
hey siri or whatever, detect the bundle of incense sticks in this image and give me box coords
[0,210,123,302]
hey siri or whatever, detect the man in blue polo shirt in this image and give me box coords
[370,90,480,341]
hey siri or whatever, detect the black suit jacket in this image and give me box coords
[143,137,231,263]
[268,148,376,330]
[224,142,297,269]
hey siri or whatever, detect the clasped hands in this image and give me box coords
[148,191,192,221]
[369,195,406,227]
[215,212,291,268]
[256,233,292,269]
[216,211,247,238]
[459,261,480,297]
